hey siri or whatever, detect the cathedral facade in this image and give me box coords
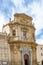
[0,13,37,65]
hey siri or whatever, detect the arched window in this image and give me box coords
[13,30,16,36]
[23,32,27,39]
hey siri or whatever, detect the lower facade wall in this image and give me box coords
[0,60,37,65]
[0,42,37,65]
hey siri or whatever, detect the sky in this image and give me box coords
[0,0,43,44]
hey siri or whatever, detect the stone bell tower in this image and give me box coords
[3,13,37,65]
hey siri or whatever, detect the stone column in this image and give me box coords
[32,47,37,65]
[10,44,14,65]
[35,48,37,64]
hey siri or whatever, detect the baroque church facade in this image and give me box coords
[0,13,37,65]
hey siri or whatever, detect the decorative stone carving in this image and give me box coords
[20,46,32,65]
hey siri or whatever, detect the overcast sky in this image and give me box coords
[0,0,43,44]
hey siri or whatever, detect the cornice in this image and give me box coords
[14,13,33,20]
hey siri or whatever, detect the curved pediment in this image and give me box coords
[14,13,32,20]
